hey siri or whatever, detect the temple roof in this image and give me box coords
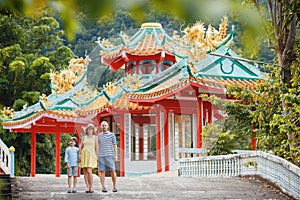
[97,17,233,71]
[1,19,266,129]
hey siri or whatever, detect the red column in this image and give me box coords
[251,125,256,150]
[251,137,256,150]
[208,103,212,124]
[119,113,125,176]
[196,89,203,148]
[55,131,61,177]
[31,131,36,177]
[138,124,144,160]
[75,130,81,177]
[164,110,169,171]
[156,107,162,173]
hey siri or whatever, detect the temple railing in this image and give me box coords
[0,139,14,177]
[178,150,300,200]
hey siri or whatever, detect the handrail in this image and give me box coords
[179,150,300,200]
[0,138,14,176]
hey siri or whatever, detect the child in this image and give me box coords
[64,137,79,193]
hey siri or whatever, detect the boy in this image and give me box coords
[64,137,79,193]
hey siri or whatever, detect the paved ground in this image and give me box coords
[12,172,294,200]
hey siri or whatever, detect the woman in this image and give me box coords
[79,123,98,193]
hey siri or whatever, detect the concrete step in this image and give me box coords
[0,174,12,199]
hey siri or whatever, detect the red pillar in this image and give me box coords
[156,107,162,173]
[55,131,61,177]
[30,131,36,177]
[196,89,203,148]
[251,137,256,150]
[75,130,81,177]
[251,125,256,150]
[164,110,169,171]
[119,113,125,176]
[208,103,212,124]
[138,124,144,160]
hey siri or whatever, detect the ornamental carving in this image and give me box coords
[72,89,95,103]
[40,93,52,108]
[1,107,14,119]
[173,16,229,64]
[50,57,91,94]
[104,82,121,96]
[122,75,141,90]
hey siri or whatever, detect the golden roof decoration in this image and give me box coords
[1,107,14,119]
[100,38,115,48]
[173,16,229,60]
[40,93,52,108]
[50,57,91,95]
[123,75,141,90]
[73,89,95,103]
[112,93,129,110]
[104,82,115,96]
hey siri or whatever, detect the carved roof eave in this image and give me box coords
[1,110,80,129]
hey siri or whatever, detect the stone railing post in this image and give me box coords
[9,146,15,177]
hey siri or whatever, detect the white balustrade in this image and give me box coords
[179,150,300,200]
[0,139,10,174]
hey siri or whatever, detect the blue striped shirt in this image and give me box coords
[97,132,117,156]
[64,146,79,166]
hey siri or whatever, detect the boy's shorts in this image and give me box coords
[98,155,115,171]
[67,166,78,177]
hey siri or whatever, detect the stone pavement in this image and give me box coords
[12,171,294,200]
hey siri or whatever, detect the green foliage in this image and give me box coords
[0,11,76,175]
[243,160,258,168]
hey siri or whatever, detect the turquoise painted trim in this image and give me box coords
[39,101,47,110]
[153,28,162,47]
[196,74,261,81]
[124,60,188,93]
[2,111,38,122]
[206,31,234,54]
[47,106,73,111]
[10,151,14,177]
[95,36,123,52]
[102,90,111,101]
[74,71,87,86]
[199,57,226,73]
[127,29,147,48]
[161,35,167,46]
[130,28,144,42]
[107,89,124,103]
[231,59,257,77]
[220,62,234,74]
[119,31,128,48]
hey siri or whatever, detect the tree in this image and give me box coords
[0,12,75,175]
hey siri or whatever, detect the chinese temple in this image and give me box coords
[1,17,265,177]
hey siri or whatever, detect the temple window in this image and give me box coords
[131,114,156,161]
[126,62,136,76]
[139,60,155,74]
[160,60,173,72]
[174,114,193,158]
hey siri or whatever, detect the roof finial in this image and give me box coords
[141,22,162,28]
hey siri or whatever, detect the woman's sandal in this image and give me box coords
[89,188,94,193]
